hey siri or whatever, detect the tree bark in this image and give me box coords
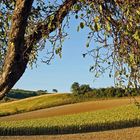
[0,0,34,100]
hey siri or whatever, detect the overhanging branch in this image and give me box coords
[25,0,78,53]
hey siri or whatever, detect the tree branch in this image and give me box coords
[25,0,78,53]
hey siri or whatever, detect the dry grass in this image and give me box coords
[0,97,139,121]
[0,93,75,116]
[0,127,139,140]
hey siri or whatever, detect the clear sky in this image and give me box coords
[13,16,114,92]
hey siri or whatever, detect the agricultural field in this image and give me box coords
[0,93,140,139]
[0,127,140,140]
[0,93,77,116]
[0,104,140,135]
[0,97,138,121]
[0,91,139,117]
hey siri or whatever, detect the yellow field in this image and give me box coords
[0,93,75,116]
[0,94,140,138]
[0,97,139,121]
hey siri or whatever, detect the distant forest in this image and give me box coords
[1,87,140,103]
[1,89,47,102]
[71,82,140,98]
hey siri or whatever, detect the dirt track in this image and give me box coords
[0,97,139,121]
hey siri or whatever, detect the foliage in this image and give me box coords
[74,0,140,88]
[2,89,48,100]
[7,89,37,99]
[52,89,58,93]
[0,105,140,135]
[71,82,92,95]
[0,89,48,102]
[79,84,92,94]
[0,0,71,68]
[36,90,47,95]
[71,81,140,98]
[71,82,80,94]
[82,87,140,98]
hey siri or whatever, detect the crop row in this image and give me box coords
[0,105,140,135]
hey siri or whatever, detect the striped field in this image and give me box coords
[0,104,140,135]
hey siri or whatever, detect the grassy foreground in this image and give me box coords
[0,104,140,135]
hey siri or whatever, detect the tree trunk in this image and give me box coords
[0,0,34,100]
[0,52,28,100]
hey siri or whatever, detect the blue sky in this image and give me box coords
[14,17,114,92]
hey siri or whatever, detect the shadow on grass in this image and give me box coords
[0,119,140,136]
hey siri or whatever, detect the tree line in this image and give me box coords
[71,82,140,98]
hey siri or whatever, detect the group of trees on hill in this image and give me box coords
[71,82,92,95]
[1,88,58,102]
[7,88,58,99]
[6,89,47,100]
[71,82,140,98]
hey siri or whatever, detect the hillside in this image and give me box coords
[0,96,140,121]
[0,91,140,117]
[0,93,76,116]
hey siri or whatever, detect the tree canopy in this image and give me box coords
[0,0,139,99]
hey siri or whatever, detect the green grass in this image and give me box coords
[0,104,140,135]
[0,93,79,116]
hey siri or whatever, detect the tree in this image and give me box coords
[52,89,58,93]
[37,90,47,95]
[0,0,139,99]
[71,82,80,94]
[71,82,92,95]
[78,84,92,95]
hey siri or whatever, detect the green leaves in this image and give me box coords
[75,15,78,19]
[55,47,62,58]
[106,22,111,32]
[73,4,81,12]
[80,22,85,29]
[77,22,85,31]
[133,30,140,41]
[86,42,89,48]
